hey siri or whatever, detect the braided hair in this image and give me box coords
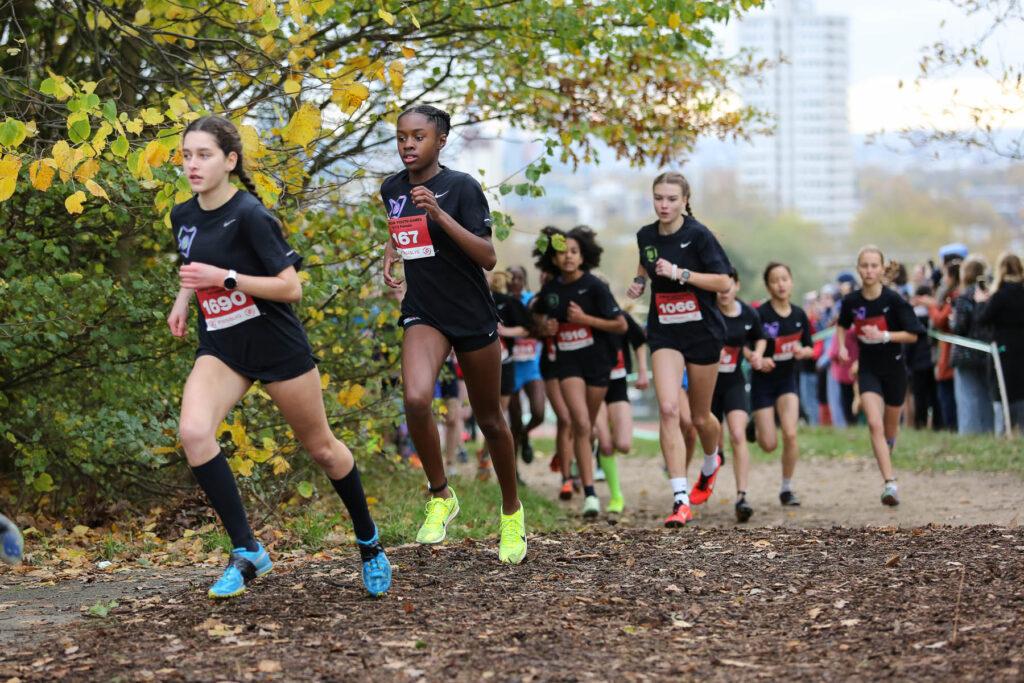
[397,105,452,136]
[183,116,263,204]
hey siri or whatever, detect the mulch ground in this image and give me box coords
[2,525,1022,682]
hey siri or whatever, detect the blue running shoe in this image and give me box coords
[208,544,273,599]
[0,513,23,566]
[357,528,392,597]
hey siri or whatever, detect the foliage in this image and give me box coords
[0,0,767,511]
[904,0,1024,159]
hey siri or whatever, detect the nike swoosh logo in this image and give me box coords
[578,289,588,295]
[680,241,691,248]
[224,218,237,227]
[744,325,752,329]
[435,191,449,199]
[883,307,890,312]
[488,330,496,337]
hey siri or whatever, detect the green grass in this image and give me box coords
[292,458,568,550]
[536,426,1024,476]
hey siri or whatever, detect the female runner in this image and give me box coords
[169,116,390,598]
[380,105,526,564]
[626,172,732,527]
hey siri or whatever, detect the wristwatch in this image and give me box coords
[882,330,891,343]
[224,269,238,290]
[679,268,691,283]
[632,276,646,286]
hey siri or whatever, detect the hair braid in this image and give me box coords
[685,199,694,217]
[234,164,260,201]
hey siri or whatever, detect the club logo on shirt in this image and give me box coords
[854,306,867,320]
[763,321,779,338]
[546,293,559,309]
[644,246,658,263]
[177,225,197,259]
[388,195,407,219]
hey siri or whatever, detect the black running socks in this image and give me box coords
[330,464,376,542]
[191,452,258,551]
[583,484,597,498]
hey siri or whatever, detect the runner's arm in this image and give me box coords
[178,262,302,303]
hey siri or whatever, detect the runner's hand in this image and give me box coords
[627,280,645,299]
[860,324,884,342]
[635,371,649,391]
[654,258,676,280]
[838,344,850,364]
[795,346,815,360]
[167,303,189,337]
[179,262,226,290]
[541,317,559,336]
[411,186,443,221]
[566,301,587,324]
[383,245,404,289]
[758,357,776,372]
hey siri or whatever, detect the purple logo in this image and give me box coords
[388,195,407,218]
[854,306,867,320]
[177,225,197,258]
[763,321,779,338]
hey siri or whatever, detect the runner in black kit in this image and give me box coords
[380,105,526,564]
[533,226,627,519]
[169,116,390,598]
[626,172,732,528]
[751,262,814,506]
[836,246,925,506]
[693,269,765,521]
[593,310,648,514]
[532,253,577,500]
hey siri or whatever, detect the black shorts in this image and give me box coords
[604,377,629,404]
[648,332,721,366]
[556,354,612,388]
[403,319,498,353]
[858,367,908,407]
[196,349,316,384]
[711,379,748,421]
[750,370,798,411]
[501,362,516,397]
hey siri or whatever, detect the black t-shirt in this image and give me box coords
[493,291,530,365]
[380,167,498,338]
[171,191,311,375]
[717,300,762,383]
[756,302,813,377]
[607,312,647,379]
[636,216,732,343]
[533,272,622,368]
[838,287,925,373]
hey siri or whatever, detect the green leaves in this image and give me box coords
[0,119,28,148]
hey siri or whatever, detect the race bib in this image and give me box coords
[853,315,889,344]
[773,332,802,361]
[512,338,540,362]
[197,287,261,331]
[545,338,557,362]
[556,323,594,351]
[389,215,434,260]
[719,345,740,373]
[655,292,702,324]
[500,339,510,363]
[610,350,627,380]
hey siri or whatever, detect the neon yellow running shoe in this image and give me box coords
[606,495,625,514]
[498,503,527,565]
[416,489,460,544]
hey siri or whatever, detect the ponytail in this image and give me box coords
[234,165,260,200]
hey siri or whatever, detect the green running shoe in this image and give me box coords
[606,495,625,514]
[498,504,527,565]
[416,489,460,544]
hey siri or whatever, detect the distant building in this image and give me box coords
[738,0,855,237]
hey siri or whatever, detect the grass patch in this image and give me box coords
[535,426,1024,476]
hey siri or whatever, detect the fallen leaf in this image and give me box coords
[840,619,860,627]
[885,554,901,567]
[665,584,681,593]
[808,607,823,620]
[258,660,282,673]
[834,599,848,609]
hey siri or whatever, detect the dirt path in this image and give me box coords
[1,526,1022,681]
[519,451,1024,528]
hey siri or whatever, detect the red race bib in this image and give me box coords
[610,350,627,380]
[773,332,802,361]
[556,323,594,351]
[512,338,540,362]
[852,315,889,344]
[197,287,261,331]
[389,215,434,260]
[655,292,702,324]
[719,345,740,373]
[545,337,557,362]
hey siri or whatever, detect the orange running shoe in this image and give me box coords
[689,453,723,506]
[664,500,693,528]
[558,480,573,500]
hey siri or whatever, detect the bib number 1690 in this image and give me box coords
[202,290,248,317]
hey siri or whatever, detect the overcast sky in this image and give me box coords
[723,0,1024,133]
